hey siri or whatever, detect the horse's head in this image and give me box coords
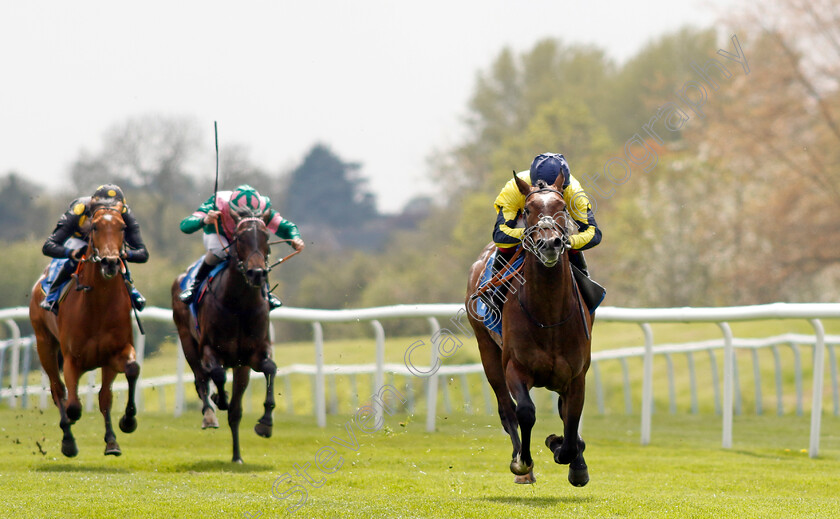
[89,202,127,279]
[230,209,272,289]
[516,174,571,268]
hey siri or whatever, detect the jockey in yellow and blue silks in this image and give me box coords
[40,184,149,314]
[178,184,304,310]
[488,153,602,311]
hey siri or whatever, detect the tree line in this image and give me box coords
[2,1,837,347]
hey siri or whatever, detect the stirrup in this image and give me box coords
[268,294,283,310]
[40,298,58,315]
[132,292,146,311]
[179,287,196,304]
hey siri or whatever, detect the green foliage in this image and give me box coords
[294,252,379,310]
[606,26,719,141]
[0,173,58,242]
[283,143,377,227]
[456,40,615,187]
[0,240,49,316]
[488,97,614,189]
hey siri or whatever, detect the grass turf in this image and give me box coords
[1,407,838,518]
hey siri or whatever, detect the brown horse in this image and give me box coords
[171,211,277,463]
[467,174,593,486]
[29,202,140,457]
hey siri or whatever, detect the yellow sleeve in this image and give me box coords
[493,171,530,242]
[564,176,598,250]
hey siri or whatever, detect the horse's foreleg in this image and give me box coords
[35,337,76,457]
[62,357,83,424]
[506,361,535,478]
[202,348,229,410]
[547,374,589,486]
[254,357,276,438]
[100,367,121,455]
[59,357,83,456]
[475,330,520,453]
[119,359,139,434]
[228,366,250,463]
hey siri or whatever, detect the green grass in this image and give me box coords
[1,408,838,518]
[5,318,840,517]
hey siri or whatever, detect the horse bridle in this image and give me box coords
[521,187,572,260]
[83,206,127,264]
[230,217,272,288]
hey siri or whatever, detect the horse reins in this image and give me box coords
[506,187,589,336]
[471,247,525,300]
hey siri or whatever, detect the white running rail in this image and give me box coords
[1,303,838,458]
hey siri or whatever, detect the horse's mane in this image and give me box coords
[535,180,549,189]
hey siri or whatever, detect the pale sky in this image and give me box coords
[0,1,735,212]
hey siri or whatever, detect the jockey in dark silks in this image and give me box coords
[178,184,304,310]
[488,152,603,313]
[40,184,149,314]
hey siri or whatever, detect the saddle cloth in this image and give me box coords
[39,259,73,305]
[179,258,227,320]
[474,250,524,335]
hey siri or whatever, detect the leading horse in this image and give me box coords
[29,202,140,457]
[171,210,278,463]
[467,174,593,486]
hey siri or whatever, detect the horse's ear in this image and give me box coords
[514,171,531,196]
[230,208,242,224]
[261,209,272,224]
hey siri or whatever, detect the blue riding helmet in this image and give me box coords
[530,153,570,186]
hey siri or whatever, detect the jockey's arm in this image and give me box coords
[564,177,602,251]
[266,210,303,250]
[42,210,81,259]
[179,194,218,234]
[492,174,528,248]
[122,209,149,263]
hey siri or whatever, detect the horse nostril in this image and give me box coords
[552,237,563,248]
[247,268,266,282]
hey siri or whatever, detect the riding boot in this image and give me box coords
[122,265,146,311]
[40,259,78,314]
[267,293,283,310]
[180,260,214,304]
[569,250,590,277]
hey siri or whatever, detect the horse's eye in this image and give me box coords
[523,208,530,216]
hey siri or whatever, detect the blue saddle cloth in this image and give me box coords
[40,259,72,305]
[474,250,524,335]
[179,259,227,319]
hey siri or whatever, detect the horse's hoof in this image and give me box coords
[232,457,243,464]
[104,441,122,456]
[61,439,78,458]
[119,415,137,434]
[254,422,272,438]
[202,408,219,429]
[545,434,563,452]
[554,446,577,465]
[514,470,536,484]
[509,456,533,476]
[568,465,589,487]
[211,393,229,411]
[67,404,82,423]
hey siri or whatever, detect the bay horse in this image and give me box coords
[171,210,277,463]
[466,174,593,486]
[29,202,140,457]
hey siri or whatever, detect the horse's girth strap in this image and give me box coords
[473,247,524,299]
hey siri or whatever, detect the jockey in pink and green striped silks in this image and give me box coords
[178,184,304,308]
